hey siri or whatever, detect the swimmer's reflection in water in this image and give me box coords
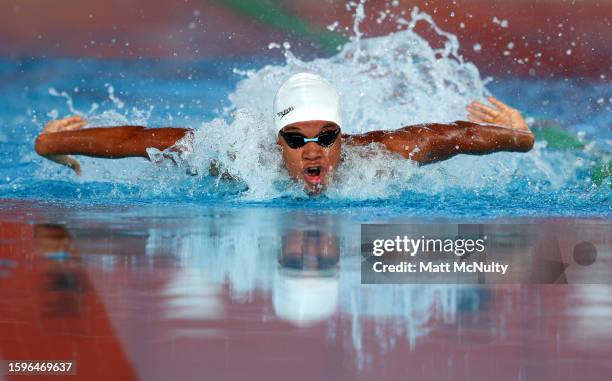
[279,230,340,271]
[274,228,340,326]
[33,224,89,318]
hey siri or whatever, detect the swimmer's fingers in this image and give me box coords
[59,115,86,125]
[466,106,494,123]
[468,114,488,124]
[60,115,87,130]
[62,120,87,131]
[45,154,82,175]
[42,115,87,134]
[42,120,63,133]
[470,101,501,117]
[487,97,531,131]
[66,157,82,175]
[488,97,511,111]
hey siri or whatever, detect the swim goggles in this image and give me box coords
[279,128,341,149]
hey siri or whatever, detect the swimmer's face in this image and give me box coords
[278,120,341,195]
[281,229,340,270]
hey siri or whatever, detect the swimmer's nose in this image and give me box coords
[302,141,323,161]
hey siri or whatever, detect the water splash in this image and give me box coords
[171,6,579,200]
[48,84,151,126]
[29,5,606,207]
[348,0,368,61]
[48,88,84,116]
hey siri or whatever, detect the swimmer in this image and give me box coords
[35,72,534,194]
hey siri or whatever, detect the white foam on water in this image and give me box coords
[37,6,589,201]
[164,6,494,200]
[175,6,581,200]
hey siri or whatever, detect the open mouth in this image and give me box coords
[303,166,323,184]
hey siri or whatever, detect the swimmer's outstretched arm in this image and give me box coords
[34,116,191,174]
[345,97,534,164]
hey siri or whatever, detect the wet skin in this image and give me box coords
[34,97,535,194]
[277,121,341,195]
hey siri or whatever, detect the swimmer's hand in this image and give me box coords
[467,97,530,133]
[39,115,87,175]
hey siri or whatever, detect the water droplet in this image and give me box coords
[327,21,339,31]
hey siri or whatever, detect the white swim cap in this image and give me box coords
[273,270,339,327]
[273,72,342,133]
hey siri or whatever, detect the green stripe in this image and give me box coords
[591,160,611,188]
[532,124,585,150]
[209,0,347,51]
[533,124,611,188]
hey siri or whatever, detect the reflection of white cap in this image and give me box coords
[273,269,339,327]
[273,72,342,133]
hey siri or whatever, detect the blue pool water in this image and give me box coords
[0,10,610,380]
[0,10,610,217]
[0,56,609,217]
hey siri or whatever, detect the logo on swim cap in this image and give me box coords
[277,106,294,120]
[273,72,342,133]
